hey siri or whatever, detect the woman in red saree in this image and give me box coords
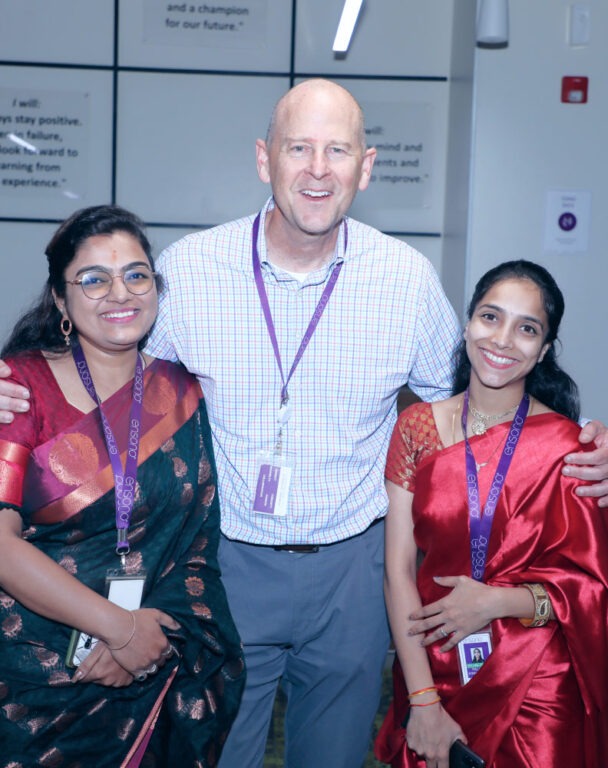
[0,206,245,767]
[375,261,608,768]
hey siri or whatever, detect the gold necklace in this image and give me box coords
[452,399,504,470]
[475,398,534,469]
[468,400,519,436]
[452,396,532,470]
[473,434,506,471]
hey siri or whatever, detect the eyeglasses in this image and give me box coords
[66,266,157,300]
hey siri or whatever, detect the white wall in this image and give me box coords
[442,2,477,312]
[468,0,607,421]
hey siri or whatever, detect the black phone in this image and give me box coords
[449,739,486,768]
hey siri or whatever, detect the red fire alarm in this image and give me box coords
[561,76,589,104]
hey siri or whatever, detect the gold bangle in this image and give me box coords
[107,611,137,650]
[519,583,552,628]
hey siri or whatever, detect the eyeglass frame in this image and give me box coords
[65,265,159,300]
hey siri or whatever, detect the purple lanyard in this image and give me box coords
[251,212,346,406]
[462,389,529,581]
[72,343,145,557]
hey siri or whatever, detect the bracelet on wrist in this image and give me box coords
[107,611,137,651]
[519,583,552,628]
[408,685,438,700]
[410,696,441,708]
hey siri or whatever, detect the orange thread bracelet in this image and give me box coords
[408,686,438,699]
[410,697,441,708]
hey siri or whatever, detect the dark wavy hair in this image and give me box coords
[453,260,580,421]
[2,205,160,356]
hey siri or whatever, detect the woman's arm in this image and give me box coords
[407,575,540,652]
[384,480,464,768]
[0,507,177,678]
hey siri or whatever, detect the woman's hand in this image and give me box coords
[406,702,465,768]
[408,575,498,651]
[104,608,180,679]
[72,642,134,687]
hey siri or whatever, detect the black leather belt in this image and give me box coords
[273,544,320,553]
[271,518,383,554]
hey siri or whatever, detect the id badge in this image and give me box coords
[66,569,146,668]
[457,627,493,685]
[252,451,294,517]
[105,569,147,610]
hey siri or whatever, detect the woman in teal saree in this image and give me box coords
[0,206,245,767]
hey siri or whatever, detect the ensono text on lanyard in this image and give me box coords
[72,342,145,557]
[462,390,529,582]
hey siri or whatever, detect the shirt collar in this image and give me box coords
[254,197,349,284]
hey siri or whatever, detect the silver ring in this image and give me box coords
[135,671,147,682]
[146,664,158,675]
[161,646,173,658]
[440,628,448,639]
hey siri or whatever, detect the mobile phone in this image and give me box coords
[66,629,99,668]
[449,739,486,768]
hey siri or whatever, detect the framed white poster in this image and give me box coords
[0,67,114,219]
[119,0,292,72]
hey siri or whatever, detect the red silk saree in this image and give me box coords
[376,402,608,768]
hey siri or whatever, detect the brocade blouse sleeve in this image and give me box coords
[385,401,443,494]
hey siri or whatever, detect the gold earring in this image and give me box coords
[61,317,72,346]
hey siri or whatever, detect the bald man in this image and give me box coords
[1,79,607,767]
[160,78,459,767]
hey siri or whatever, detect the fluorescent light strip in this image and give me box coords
[332,0,364,53]
[8,132,38,153]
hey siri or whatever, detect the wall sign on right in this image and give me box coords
[543,189,591,255]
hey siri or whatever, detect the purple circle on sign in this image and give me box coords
[558,212,577,232]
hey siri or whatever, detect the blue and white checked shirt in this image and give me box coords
[147,198,460,544]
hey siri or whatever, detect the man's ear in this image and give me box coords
[357,147,377,192]
[255,139,271,185]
